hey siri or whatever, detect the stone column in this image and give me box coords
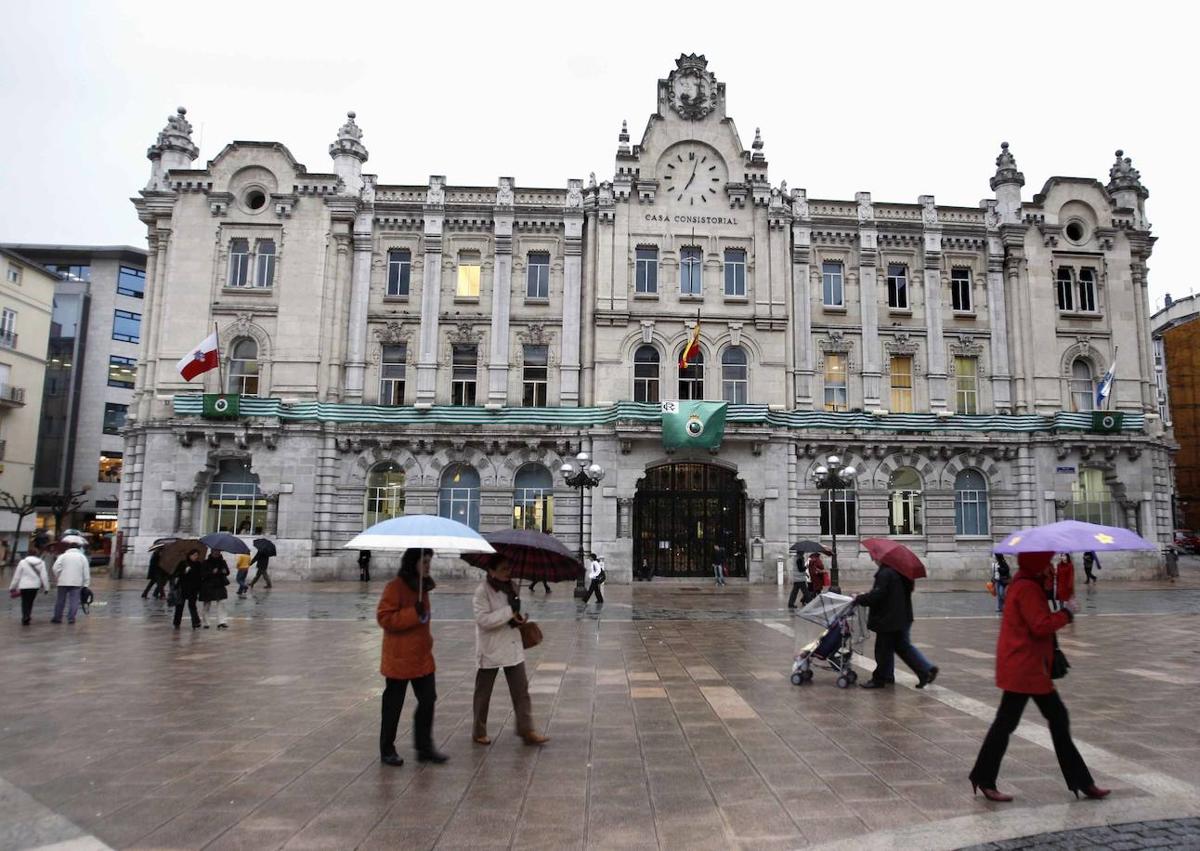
[342,214,373,402]
[920,197,948,410]
[179,492,195,535]
[856,193,882,408]
[1130,253,1156,412]
[561,179,584,406]
[985,203,1013,412]
[415,176,446,407]
[791,191,814,408]
[487,178,514,407]
[1003,238,1030,413]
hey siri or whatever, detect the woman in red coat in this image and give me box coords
[377,548,448,768]
[968,551,1109,802]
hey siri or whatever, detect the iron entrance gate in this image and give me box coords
[633,463,747,578]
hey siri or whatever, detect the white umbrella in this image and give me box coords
[345,514,494,553]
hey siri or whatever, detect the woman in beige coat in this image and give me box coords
[472,559,549,746]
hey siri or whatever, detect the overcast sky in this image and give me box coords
[0,1,1190,311]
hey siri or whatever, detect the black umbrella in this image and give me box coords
[461,530,583,583]
[199,532,251,554]
[253,538,277,557]
[790,540,832,555]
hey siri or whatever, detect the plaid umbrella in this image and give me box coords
[861,538,928,581]
[461,530,583,583]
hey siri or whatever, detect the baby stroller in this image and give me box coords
[790,592,865,689]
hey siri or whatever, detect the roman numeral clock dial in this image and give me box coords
[661,144,726,206]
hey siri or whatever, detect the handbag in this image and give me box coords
[985,580,996,597]
[8,588,19,599]
[518,620,543,650]
[1051,636,1070,679]
[596,569,607,585]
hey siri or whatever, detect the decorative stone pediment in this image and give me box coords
[820,331,852,354]
[948,334,984,357]
[448,322,482,344]
[516,323,553,347]
[373,322,410,344]
[666,54,718,121]
[884,333,919,356]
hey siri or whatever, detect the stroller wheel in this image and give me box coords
[791,672,803,686]
[836,676,850,689]
[847,670,858,684]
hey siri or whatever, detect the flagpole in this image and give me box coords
[214,321,224,394]
[1107,346,1118,411]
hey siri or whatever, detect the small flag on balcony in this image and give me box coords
[1095,359,1116,408]
[661,400,727,451]
[679,312,701,370]
[202,394,241,419]
[177,331,219,381]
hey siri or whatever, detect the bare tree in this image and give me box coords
[38,487,90,537]
[0,491,38,567]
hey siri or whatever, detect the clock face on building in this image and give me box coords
[661,143,726,206]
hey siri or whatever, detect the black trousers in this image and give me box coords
[173,592,200,627]
[143,576,166,597]
[970,690,1095,791]
[359,565,370,582]
[787,580,810,608]
[380,673,436,757]
[582,578,604,603]
[20,588,38,622]
[249,564,272,588]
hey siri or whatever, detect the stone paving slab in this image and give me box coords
[962,817,1200,850]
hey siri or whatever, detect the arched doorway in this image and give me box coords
[633,462,747,578]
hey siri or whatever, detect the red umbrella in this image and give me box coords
[861,538,927,581]
[461,530,583,583]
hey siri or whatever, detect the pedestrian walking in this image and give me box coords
[807,553,829,603]
[50,539,90,625]
[581,553,605,604]
[172,549,203,630]
[358,549,371,583]
[199,550,230,629]
[787,552,808,609]
[968,551,1110,802]
[234,552,251,596]
[1046,554,1075,612]
[712,544,727,586]
[471,558,549,747]
[526,578,551,593]
[248,541,273,589]
[992,553,1012,613]
[9,545,49,625]
[141,550,168,599]
[1082,551,1100,585]
[1164,546,1179,582]
[638,557,653,582]
[377,548,447,767]
[854,560,938,689]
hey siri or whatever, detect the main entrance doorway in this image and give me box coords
[633,462,747,579]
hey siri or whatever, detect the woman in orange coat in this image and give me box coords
[377,548,448,767]
[968,551,1109,802]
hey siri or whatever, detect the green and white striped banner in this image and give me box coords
[171,395,1145,434]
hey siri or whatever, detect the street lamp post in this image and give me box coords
[810,454,857,592]
[561,447,605,599]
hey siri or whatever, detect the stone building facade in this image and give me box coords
[122,56,1170,581]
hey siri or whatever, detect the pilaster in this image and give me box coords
[920,196,947,410]
[487,178,514,407]
[856,192,882,408]
[561,178,584,406]
[416,176,446,407]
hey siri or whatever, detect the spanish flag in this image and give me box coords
[679,312,701,370]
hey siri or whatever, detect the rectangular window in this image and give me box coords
[0,308,15,349]
[824,353,848,412]
[526,252,550,300]
[108,355,136,389]
[456,253,481,298]
[513,489,554,533]
[451,343,477,406]
[1069,468,1116,525]
[723,248,746,297]
[822,261,844,307]
[386,249,411,297]
[635,247,659,294]
[379,343,406,406]
[255,240,276,288]
[47,264,90,282]
[886,264,909,310]
[1056,267,1074,311]
[103,403,128,435]
[820,490,857,536]
[6,264,20,284]
[522,344,549,407]
[112,309,141,343]
[680,246,702,296]
[954,356,978,414]
[951,268,972,312]
[890,355,914,413]
[228,239,250,287]
[1078,267,1097,312]
[117,265,145,298]
[99,450,123,483]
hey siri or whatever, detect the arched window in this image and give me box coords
[205,459,265,535]
[1070,468,1115,525]
[438,464,480,530]
[513,464,554,532]
[679,349,704,400]
[1070,358,1094,412]
[820,482,857,536]
[633,345,660,403]
[954,469,989,536]
[228,338,260,396]
[364,462,405,527]
[721,347,748,404]
[888,467,923,535]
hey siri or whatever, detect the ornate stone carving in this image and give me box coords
[990,142,1025,190]
[790,188,809,219]
[820,331,852,354]
[329,111,368,163]
[640,321,654,344]
[426,175,446,207]
[448,322,481,344]
[496,176,514,207]
[983,200,1001,230]
[667,53,717,120]
[884,333,919,356]
[919,195,938,226]
[856,192,873,223]
[948,334,984,357]
[565,178,583,209]
[517,323,552,346]
[1106,149,1147,196]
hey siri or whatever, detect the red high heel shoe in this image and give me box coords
[1074,785,1111,800]
[971,782,1014,802]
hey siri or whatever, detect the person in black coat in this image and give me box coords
[358,549,371,583]
[854,565,938,689]
[172,549,204,629]
[198,551,231,629]
[248,543,273,589]
[141,550,168,599]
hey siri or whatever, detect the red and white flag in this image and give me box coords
[176,331,219,381]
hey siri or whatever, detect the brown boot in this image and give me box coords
[473,735,491,745]
[522,732,549,746]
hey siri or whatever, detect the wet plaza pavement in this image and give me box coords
[2,567,1199,850]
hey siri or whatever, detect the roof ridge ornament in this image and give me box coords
[1106,149,1148,198]
[329,110,368,163]
[989,141,1024,191]
[617,119,631,155]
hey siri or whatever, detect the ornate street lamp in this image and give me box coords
[560,448,605,598]
[810,453,857,591]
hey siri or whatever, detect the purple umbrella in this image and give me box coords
[993,520,1156,554]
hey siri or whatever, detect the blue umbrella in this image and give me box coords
[199,532,251,554]
[344,514,495,554]
[993,520,1156,554]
